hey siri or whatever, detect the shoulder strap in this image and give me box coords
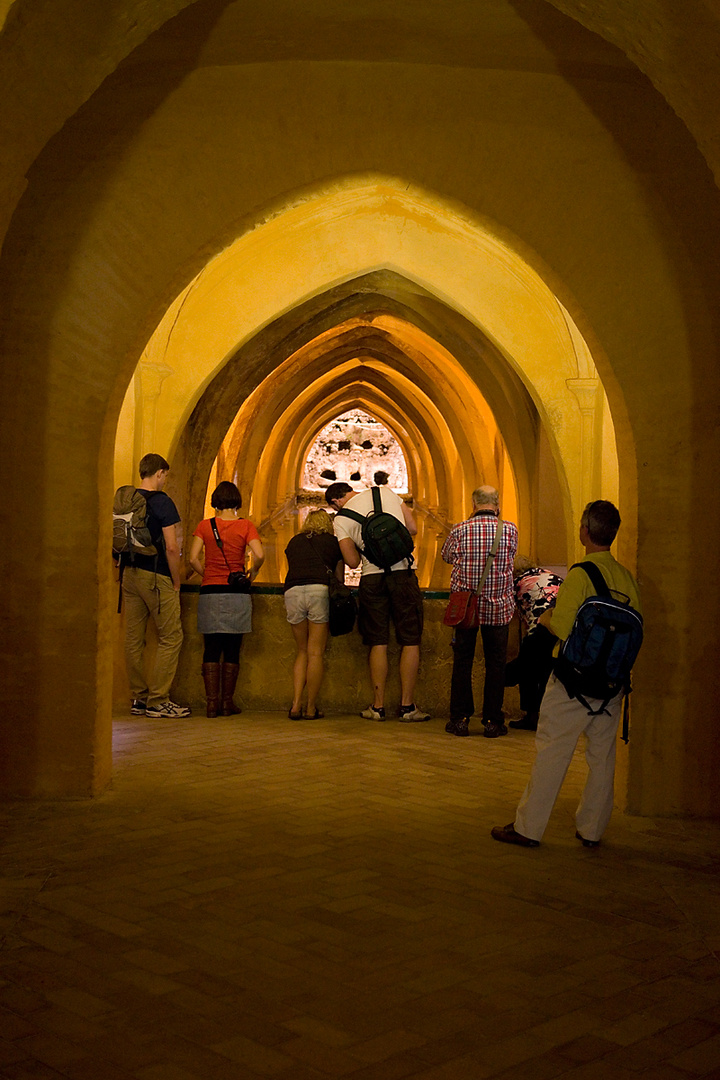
[133,490,164,560]
[210,517,232,571]
[305,533,336,577]
[474,516,503,596]
[572,560,610,597]
[210,517,223,548]
[371,486,382,514]
[337,506,366,528]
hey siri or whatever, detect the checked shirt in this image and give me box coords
[441,511,518,625]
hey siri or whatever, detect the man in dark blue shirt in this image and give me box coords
[121,453,190,718]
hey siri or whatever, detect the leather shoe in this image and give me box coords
[491,823,540,847]
[484,722,508,738]
[445,718,469,736]
[508,713,538,731]
[575,830,601,848]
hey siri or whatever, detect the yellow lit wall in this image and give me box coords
[2,0,719,821]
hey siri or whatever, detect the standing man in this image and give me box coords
[491,500,641,848]
[441,486,518,738]
[121,453,191,718]
[325,482,429,722]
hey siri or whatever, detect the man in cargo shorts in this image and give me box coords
[325,482,429,723]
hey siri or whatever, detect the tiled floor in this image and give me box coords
[2,712,720,1079]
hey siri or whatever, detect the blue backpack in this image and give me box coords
[554,561,643,741]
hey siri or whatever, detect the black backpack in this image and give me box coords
[554,561,643,741]
[337,487,414,572]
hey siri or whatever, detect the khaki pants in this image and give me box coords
[515,674,621,843]
[122,567,183,708]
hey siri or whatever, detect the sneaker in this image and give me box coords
[145,700,191,718]
[484,722,508,738]
[361,705,386,721]
[445,718,469,736]
[130,699,147,715]
[398,704,430,723]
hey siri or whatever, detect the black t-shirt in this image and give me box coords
[284,532,342,591]
[129,490,180,578]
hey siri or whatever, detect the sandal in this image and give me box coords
[288,707,304,720]
[303,708,324,719]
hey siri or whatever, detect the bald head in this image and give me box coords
[472,486,499,512]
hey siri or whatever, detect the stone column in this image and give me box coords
[566,377,601,549]
[135,357,175,459]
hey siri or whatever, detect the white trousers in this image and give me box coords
[514,674,621,843]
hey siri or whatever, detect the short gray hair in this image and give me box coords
[472,486,499,510]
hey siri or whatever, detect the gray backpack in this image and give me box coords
[112,486,157,557]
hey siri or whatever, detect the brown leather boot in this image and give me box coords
[221,662,241,715]
[202,663,221,718]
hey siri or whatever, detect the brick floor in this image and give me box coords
[1,712,719,1079]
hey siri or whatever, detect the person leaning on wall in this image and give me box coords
[325,481,430,723]
[283,509,344,719]
[188,481,264,718]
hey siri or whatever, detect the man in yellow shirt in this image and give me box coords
[491,501,642,849]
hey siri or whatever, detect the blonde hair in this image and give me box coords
[514,554,534,575]
[301,509,334,536]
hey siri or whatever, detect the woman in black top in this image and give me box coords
[284,509,343,719]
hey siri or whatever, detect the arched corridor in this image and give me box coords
[1,0,719,827]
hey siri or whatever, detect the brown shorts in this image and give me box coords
[358,569,424,647]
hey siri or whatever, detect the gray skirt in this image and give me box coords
[197,591,252,635]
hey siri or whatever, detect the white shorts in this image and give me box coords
[284,584,330,625]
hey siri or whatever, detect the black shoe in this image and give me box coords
[445,718,469,737]
[484,723,508,738]
[130,699,147,715]
[491,823,540,848]
[509,713,538,731]
[575,831,601,848]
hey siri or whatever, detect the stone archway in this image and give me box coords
[5,0,720,813]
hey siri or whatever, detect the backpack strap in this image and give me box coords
[335,487,385,533]
[336,506,366,528]
[572,560,611,597]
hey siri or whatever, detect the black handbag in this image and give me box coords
[210,518,251,593]
[327,574,357,637]
[307,535,357,636]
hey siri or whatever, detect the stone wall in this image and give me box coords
[168,589,521,720]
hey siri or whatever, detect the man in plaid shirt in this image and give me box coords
[441,486,518,737]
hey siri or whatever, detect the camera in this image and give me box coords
[227,570,251,593]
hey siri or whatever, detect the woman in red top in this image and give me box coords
[189,482,264,717]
